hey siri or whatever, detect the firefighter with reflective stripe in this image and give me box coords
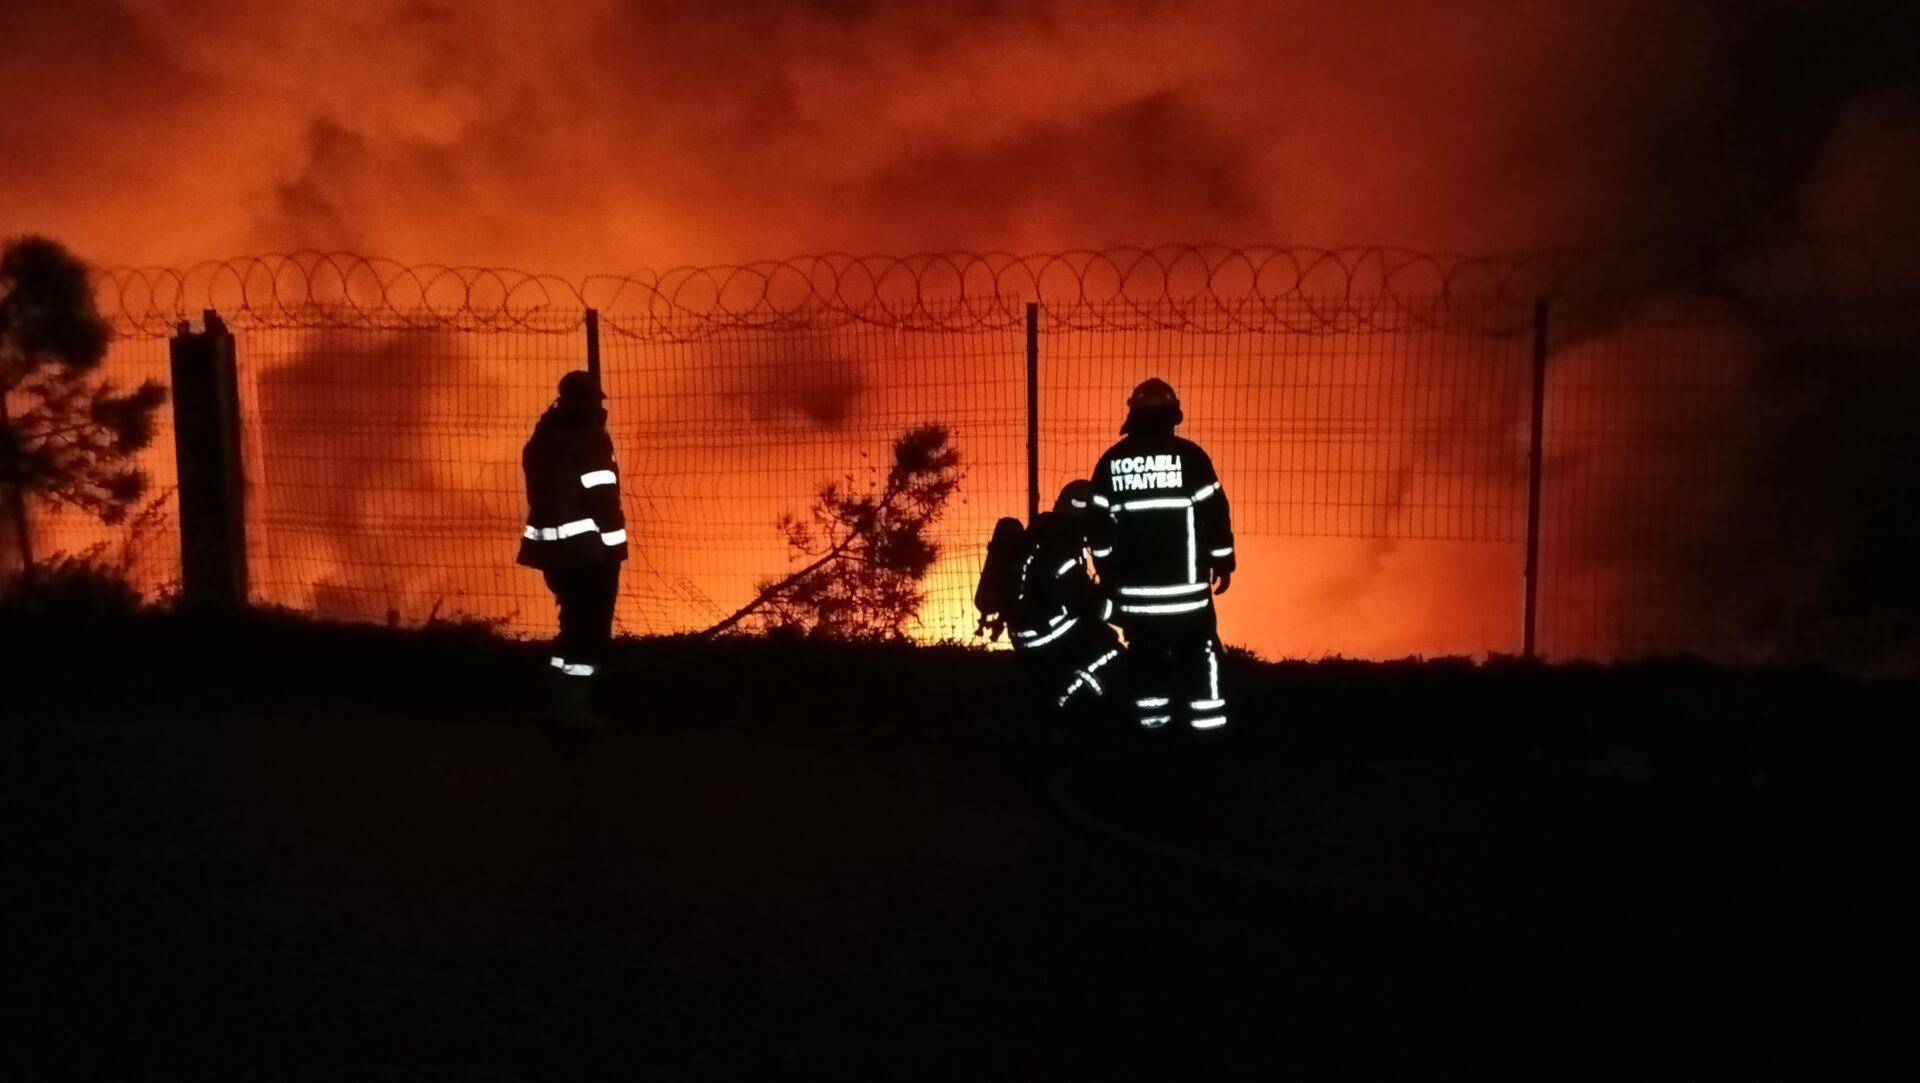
[1088,379,1235,732]
[1011,481,1123,720]
[518,370,628,730]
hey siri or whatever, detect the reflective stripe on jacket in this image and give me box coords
[1010,511,1105,649]
[516,406,629,569]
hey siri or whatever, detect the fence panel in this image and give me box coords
[602,311,1027,640]
[1538,301,1920,669]
[1042,297,1533,658]
[233,318,586,631]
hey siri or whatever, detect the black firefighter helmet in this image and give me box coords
[557,370,606,402]
[1121,377,1182,433]
[1054,479,1095,513]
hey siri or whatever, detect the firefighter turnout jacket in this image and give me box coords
[1087,434,1234,615]
[1010,511,1111,648]
[1011,509,1122,708]
[517,404,630,569]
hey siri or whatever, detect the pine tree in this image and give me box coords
[0,236,168,574]
[704,424,963,641]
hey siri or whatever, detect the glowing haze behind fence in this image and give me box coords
[19,243,1920,668]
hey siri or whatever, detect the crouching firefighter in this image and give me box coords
[517,370,628,730]
[1089,379,1235,733]
[977,481,1123,722]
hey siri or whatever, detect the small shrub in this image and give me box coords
[0,544,144,621]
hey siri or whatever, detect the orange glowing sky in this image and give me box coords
[9,0,1915,272]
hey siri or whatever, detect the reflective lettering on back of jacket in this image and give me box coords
[1087,434,1234,614]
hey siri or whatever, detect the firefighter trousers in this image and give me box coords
[543,561,621,681]
[1018,619,1123,712]
[1115,606,1227,730]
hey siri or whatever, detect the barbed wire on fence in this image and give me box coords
[94,233,1920,341]
[97,253,587,338]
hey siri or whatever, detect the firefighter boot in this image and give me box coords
[548,668,615,732]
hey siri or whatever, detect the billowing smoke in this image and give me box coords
[7,0,1915,267]
[245,327,513,625]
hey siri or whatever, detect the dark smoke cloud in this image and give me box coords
[1727,321,1920,671]
[250,328,504,623]
[4,0,1916,268]
[839,93,1268,248]
[741,353,862,428]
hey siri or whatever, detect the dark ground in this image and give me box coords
[3,606,1919,1080]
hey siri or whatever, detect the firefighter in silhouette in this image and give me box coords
[1088,379,1235,732]
[1004,480,1123,723]
[518,371,628,730]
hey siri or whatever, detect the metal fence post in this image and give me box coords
[0,390,31,576]
[1026,301,1040,524]
[1523,298,1550,660]
[170,310,248,610]
[585,308,602,384]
